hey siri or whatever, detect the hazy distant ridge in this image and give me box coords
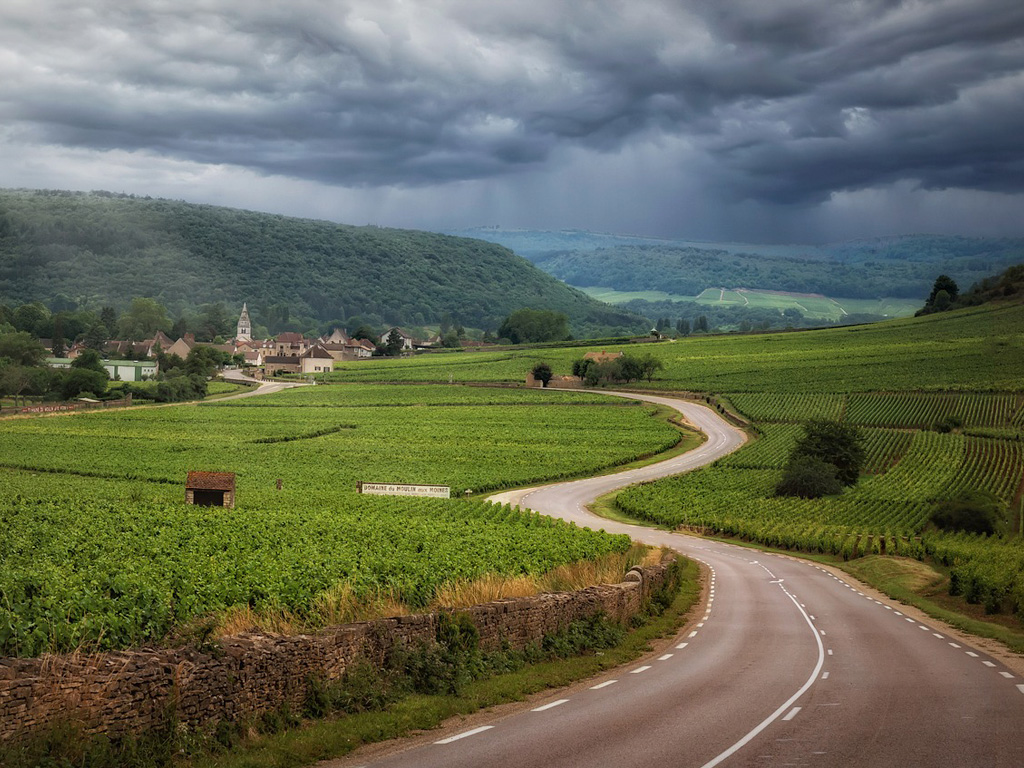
[453,228,1024,300]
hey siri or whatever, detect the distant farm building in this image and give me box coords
[583,350,624,364]
[185,471,236,508]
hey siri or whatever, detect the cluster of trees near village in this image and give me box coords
[0,296,240,403]
[0,331,230,404]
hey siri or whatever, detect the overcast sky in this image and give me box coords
[2,0,1023,243]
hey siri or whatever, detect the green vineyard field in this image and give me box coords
[0,470,629,657]
[0,385,672,656]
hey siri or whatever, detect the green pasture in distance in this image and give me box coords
[580,286,701,304]
[580,285,920,321]
[326,302,1024,393]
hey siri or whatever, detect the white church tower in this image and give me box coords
[236,302,252,342]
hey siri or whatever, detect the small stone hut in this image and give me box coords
[185,471,236,508]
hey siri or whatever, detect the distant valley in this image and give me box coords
[451,227,1024,326]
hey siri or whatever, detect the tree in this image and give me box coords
[60,367,108,400]
[184,345,230,378]
[639,353,663,383]
[117,298,171,340]
[531,362,553,387]
[775,455,843,498]
[385,329,404,356]
[790,420,865,487]
[99,306,118,337]
[0,332,47,366]
[0,364,35,405]
[51,316,66,359]
[618,356,643,383]
[694,315,709,333]
[930,491,1005,535]
[12,302,49,335]
[497,309,570,344]
[917,275,961,316]
[71,348,107,374]
[928,275,959,306]
[195,303,232,342]
[351,324,377,342]
[83,323,108,352]
[676,318,690,336]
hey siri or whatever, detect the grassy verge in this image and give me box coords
[588,498,1024,655]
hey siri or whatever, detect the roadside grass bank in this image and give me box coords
[590,495,1024,655]
[1,558,701,768]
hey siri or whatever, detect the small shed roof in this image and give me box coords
[186,471,236,491]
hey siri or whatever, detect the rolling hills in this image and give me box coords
[452,227,1024,325]
[0,189,646,337]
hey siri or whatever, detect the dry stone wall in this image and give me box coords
[0,563,672,742]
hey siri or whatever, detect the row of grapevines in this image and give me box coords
[925,532,1024,617]
[0,399,679,501]
[726,393,845,423]
[859,428,914,474]
[845,393,1020,429]
[0,481,630,657]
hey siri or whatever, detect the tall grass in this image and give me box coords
[208,544,663,639]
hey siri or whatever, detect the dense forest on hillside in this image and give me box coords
[455,228,1024,301]
[0,190,645,337]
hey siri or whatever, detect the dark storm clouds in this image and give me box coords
[2,0,1023,236]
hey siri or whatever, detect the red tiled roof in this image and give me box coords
[185,471,236,491]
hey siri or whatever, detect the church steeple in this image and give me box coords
[236,303,252,341]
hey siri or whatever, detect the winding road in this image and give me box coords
[329,392,1024,768]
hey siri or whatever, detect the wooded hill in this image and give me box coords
[0,189,646,337]
[455,228,1024,301]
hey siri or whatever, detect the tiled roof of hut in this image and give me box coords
[185,471,236,492]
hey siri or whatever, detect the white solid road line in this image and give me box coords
[698,583,825,768]
[435,726,494,744]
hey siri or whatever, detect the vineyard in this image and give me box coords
[0,473,630,657]
[618,384,1024,619]
[0,385,674,656]
[322,301,1024,394]
[0,385,680,501]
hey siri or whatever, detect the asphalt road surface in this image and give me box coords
[328,392,1024,768]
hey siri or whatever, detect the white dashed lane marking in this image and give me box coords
[590,680,617,690]
[435,726,494,744]
[532,699,568,712]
